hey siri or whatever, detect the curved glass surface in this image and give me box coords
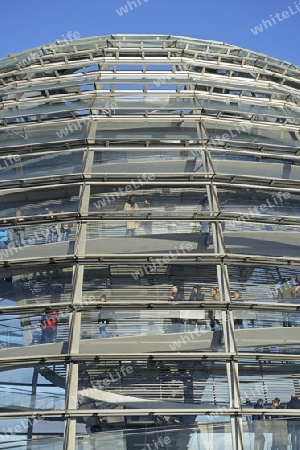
[0,34,299,449]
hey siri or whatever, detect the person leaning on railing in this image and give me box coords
[168,284,184,333]
[188,285,205,329]
[267,398,289,450]
[287,393,300,449]
[252,399,266,450]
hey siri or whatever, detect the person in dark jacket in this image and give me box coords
[287,393,300,449]
[294,278,300,299]
[169,284,184,332]
[189,285,204,301]
[268,398,289,449]
[169,284,184,301]
[97,295,111,338]
[252,399,265,450]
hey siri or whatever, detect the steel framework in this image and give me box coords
[0,34,300,450]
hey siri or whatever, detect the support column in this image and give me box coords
[64,263,83,450]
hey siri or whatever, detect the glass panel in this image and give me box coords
[78,360,229,408]
[223,221,300,258]
[218,187,300,220]
[234,310,300,354]
[0,265,73,307]
[0,150,83,182]
[242,415,293,450]
[0,366,65,409]
[0,74,99,98]
[196,77,291,99]
[92,149,207,174]
[93,93,198,112]
[239,360,300,405]
[94,119,199,140]
[0,121,88,148]
[228,265,300,305]
[76,420,233,450]
[0,308,70,348]
[204,120,299,149]
[211,157,300,181]
[89,186,209,215]
[81,307,223,345]
[0,185,79,219]
[0,97,93,120]
[0,222,76,261]
[0,418,66,449]
[94,73,190,85]
[86,220,214,254]
[201,98,298,121]
[82,264,220,301]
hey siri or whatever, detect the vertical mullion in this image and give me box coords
[64,263,83,450]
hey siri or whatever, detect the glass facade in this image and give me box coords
[0,34,300,449]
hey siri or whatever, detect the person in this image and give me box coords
[287,393,300,449]
[209,287,221,331]
[199,196,212,246]
[58,217,71,242]
[169,284,184,301]
[210,287,220,302]
[39,307,57,343]
[168,284,184,332]
[187,285,205,329]
[124,195,139,236]
[189,285,204,301]
[293,277,300,300]
[45,210,60,243]
[232,290,244,329]
[0,227,8,249]
[13,210,25,247]
[278,278,294,327]
[98,295,111,338]
[142,199,153,235]
[252,399,266,450]
[268,398,289,450]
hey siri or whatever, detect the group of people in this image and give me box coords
[168,284,223,331]
[0,209,25,248]
[44,209,71,243]
[123,195,214,240]
[0,209,72,248]
[253,394,300,449]
[168,283,215,302]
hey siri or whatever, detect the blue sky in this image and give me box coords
[0,0,299,65]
